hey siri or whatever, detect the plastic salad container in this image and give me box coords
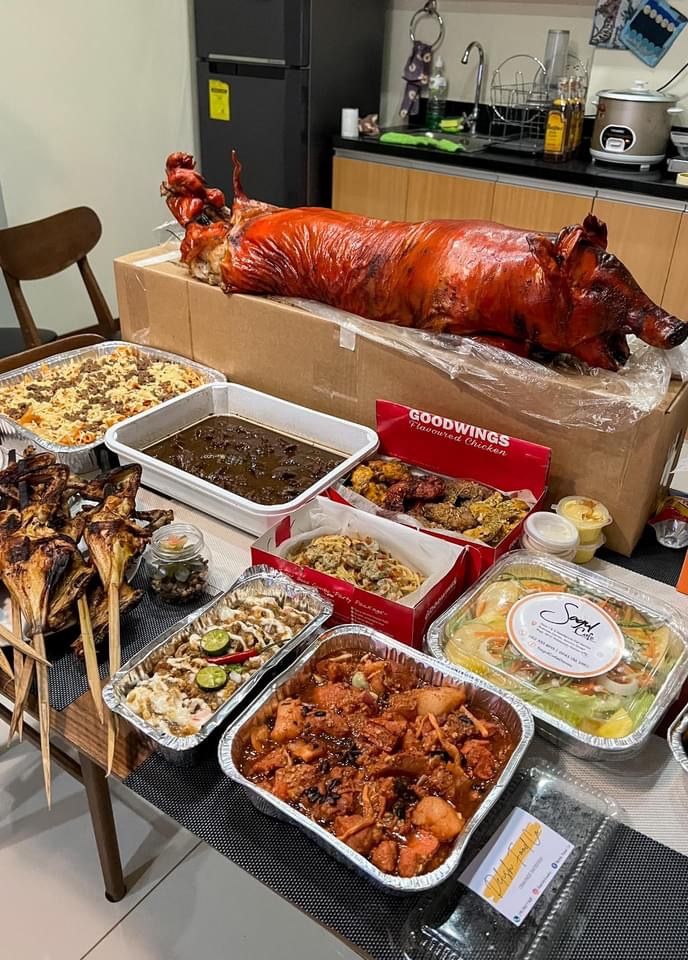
[401,763,619,960]
[426,551,688,759]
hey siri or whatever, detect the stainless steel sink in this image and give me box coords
[416,130,493,153]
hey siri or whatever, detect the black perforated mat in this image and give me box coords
[124,752,688,960]
[46,572,216,711]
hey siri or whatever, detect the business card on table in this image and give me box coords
[459,807,574,927]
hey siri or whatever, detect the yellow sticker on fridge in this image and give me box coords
[209,79,230,121]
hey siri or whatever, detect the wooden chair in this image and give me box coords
[0,332,105,375]
[0,207,118,351]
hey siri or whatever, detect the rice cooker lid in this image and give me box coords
[597,79,677,104]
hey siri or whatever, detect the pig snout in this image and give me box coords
[626,305,688,349]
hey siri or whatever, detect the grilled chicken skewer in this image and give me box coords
[84,473,152,773]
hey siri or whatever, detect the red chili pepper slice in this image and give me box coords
[207,647,259,665]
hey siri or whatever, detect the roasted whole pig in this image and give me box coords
[162,151,687,371]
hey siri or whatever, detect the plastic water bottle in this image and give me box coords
[427,55,448,130]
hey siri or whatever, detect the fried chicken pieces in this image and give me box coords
[242,651,515,878]
[350,459,529,546]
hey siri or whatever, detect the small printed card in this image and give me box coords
[459,807,574,927]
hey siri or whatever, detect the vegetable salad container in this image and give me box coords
[426,551,688,760]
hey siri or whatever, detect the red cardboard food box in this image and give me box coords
[330,400,552,581]
[251,497,468,649]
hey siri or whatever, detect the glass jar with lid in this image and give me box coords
[146,522,211,604]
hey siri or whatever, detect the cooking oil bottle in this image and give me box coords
[574,78,586,152]
[543,79,570,163]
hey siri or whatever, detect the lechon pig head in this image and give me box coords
[527,214,687,370]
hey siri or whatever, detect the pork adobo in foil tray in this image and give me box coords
[218,625,534,894]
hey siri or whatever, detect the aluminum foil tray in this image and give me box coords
[0,341,225,473]
[426,552,688,761]
[218,624,534,895]
[668,703,688,788]
[103,565,332,765]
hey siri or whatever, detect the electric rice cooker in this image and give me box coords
[591,80,683,167]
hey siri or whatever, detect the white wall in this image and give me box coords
[381,0,688,125]
[0,0,197,336]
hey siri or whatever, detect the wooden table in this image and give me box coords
[2,484,687,911]
[0,671,151,901]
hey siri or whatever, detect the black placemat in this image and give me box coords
[124,752,688,960]
[46,573,216,711]
[599,489,688,587]
[600,525,685,587]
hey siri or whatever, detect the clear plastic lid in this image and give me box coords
[401,763,618,960]
[429,551,688,744]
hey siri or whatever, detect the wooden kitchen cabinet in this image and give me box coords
[491,183,593,233]
[661,213,688,318]
[332,157,409,220]
[405,169,495,221]
[592,198,682,305]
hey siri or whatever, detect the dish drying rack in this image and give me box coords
[488,54,588,155]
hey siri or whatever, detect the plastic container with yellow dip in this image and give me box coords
[554,496,612,545]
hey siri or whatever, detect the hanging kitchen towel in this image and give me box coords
[590,0,639,48]
[400,40,432,119]
[620,0,687,65]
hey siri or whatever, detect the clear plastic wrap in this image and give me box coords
[282,298,673,433]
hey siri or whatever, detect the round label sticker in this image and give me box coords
[506,592,624,678]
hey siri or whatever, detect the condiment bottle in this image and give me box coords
[146,523,211,604]
[544,79,570,163]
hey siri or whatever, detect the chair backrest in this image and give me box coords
[0,207,101,280]
[0,207,117,348]
[0,333,106,375]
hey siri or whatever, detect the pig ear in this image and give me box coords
[582,214,608,250]
[526,234,558,274]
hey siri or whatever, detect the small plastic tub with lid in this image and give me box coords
[425,551,688,759]
[574,533,606,564]
[553,496,611,545]
[521,511,579,561]
[146,522,211,604]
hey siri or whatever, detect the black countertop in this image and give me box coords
[333,133,688,205]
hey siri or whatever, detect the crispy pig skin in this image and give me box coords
[162,152,687,371]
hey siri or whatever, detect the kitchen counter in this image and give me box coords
[333,132,688,205]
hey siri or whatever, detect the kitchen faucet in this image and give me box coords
[461,41,485,136]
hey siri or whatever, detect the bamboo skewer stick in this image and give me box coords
[0,644,13,680]
[77,595,103,723]
[9,654,35,741]
[32,629,52,807]
[106,580,121,776]
[0,622,50,665]
[11,598,24,740]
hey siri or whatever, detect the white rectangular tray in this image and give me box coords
[104,382,378,535]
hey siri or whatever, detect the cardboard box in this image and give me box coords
[114,246,688,556]
[329,400,551,580]
[251,497,468,649]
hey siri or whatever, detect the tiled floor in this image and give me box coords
[0,717,360,960]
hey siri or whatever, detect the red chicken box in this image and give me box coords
[251,497,468,649]
[329,400,552,581]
